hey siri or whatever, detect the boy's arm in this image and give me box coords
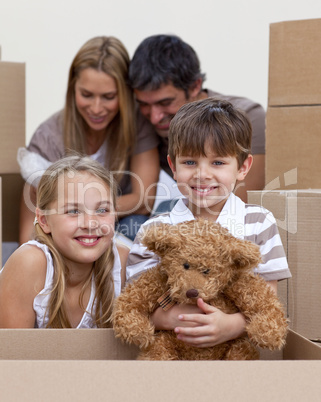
[126,233,160,284]
[267,280,277,294]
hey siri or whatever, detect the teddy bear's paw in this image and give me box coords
[246,314,288,350]
[113,322,155,349]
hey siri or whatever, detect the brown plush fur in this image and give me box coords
[112,219,288,360]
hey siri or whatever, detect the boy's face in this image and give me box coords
[167,150,252,217]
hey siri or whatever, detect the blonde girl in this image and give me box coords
[0,155,128,328]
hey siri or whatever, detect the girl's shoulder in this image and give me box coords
[3,243,47,286]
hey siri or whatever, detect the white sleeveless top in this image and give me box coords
[21,240,122,328]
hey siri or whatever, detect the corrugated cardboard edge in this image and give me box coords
[284,329,321,360]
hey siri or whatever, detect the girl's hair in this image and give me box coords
[168,98,252,168]
[35,155,118,328]
[63,36,135,183]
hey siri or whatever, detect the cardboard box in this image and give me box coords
[248,190,321,340]
[0,329,321,401]
[0,61,25,173]
[269,18,321,106]
[265,105,321,189]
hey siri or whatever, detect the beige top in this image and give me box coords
[27,109,159,195]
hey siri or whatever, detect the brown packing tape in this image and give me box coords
[1,174,24,242]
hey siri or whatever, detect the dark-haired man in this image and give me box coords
[129,34,265,202]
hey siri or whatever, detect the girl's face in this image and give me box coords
[74,68,119,135]
[37,172,115,270]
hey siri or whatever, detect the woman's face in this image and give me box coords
[75,68,119,134]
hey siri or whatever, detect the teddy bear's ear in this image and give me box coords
[140,222,178,257]
[229,237,262,271]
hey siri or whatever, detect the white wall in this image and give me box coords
[0,0,320,144]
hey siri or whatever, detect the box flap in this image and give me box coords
[0,328,138,360]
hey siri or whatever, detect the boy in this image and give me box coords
[126,98,291,348]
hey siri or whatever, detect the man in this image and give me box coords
[128,34,265,202]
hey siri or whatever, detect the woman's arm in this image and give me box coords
[0,245,46,328]
[116,147,160,217]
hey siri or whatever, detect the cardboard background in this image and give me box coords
[0,61,25,173]
[269,18,321,106]
[265,106,321,188]
[248,190,321,340]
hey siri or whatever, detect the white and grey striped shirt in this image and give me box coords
[126,193,291,283]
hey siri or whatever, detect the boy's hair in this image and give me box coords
[128,34,206,97]
[35,155,118,328]
[168,98,252,168]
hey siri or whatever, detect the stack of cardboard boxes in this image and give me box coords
[249,18,321,341]
[0,57,25,263]
[2,20,321,400]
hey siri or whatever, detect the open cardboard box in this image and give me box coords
[0,328,321,401]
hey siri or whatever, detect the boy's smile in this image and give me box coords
[168,151,252,218]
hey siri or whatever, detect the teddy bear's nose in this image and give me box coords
[186,289,199,298]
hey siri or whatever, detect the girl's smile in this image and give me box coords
[37,171,115,270]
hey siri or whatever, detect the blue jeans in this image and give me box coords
[116,214,150,241]
[151,199,179,217]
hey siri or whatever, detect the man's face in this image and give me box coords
[134,83,198,138]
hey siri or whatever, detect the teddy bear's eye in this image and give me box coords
[202,269,210,275]
[183,263,190,270]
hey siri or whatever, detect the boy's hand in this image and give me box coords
[151,303,203,330]
[174,298,246,348]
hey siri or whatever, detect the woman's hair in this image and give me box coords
[64,36,135,183]
[35,155,118,328]
[168,98,252,168]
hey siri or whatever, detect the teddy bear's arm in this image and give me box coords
[224,273,288,350]
[112,266,169,348]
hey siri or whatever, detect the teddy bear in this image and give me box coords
[112,218,288,360]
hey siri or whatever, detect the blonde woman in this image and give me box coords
[18,36,159,243]
[0,155,128,328]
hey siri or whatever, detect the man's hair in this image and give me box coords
[128,34,206,96]
[168,98,252,168]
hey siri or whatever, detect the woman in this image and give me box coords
[18,36,159,243]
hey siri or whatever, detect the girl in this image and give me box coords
[18,36,159,243]
[0,155,128,328]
